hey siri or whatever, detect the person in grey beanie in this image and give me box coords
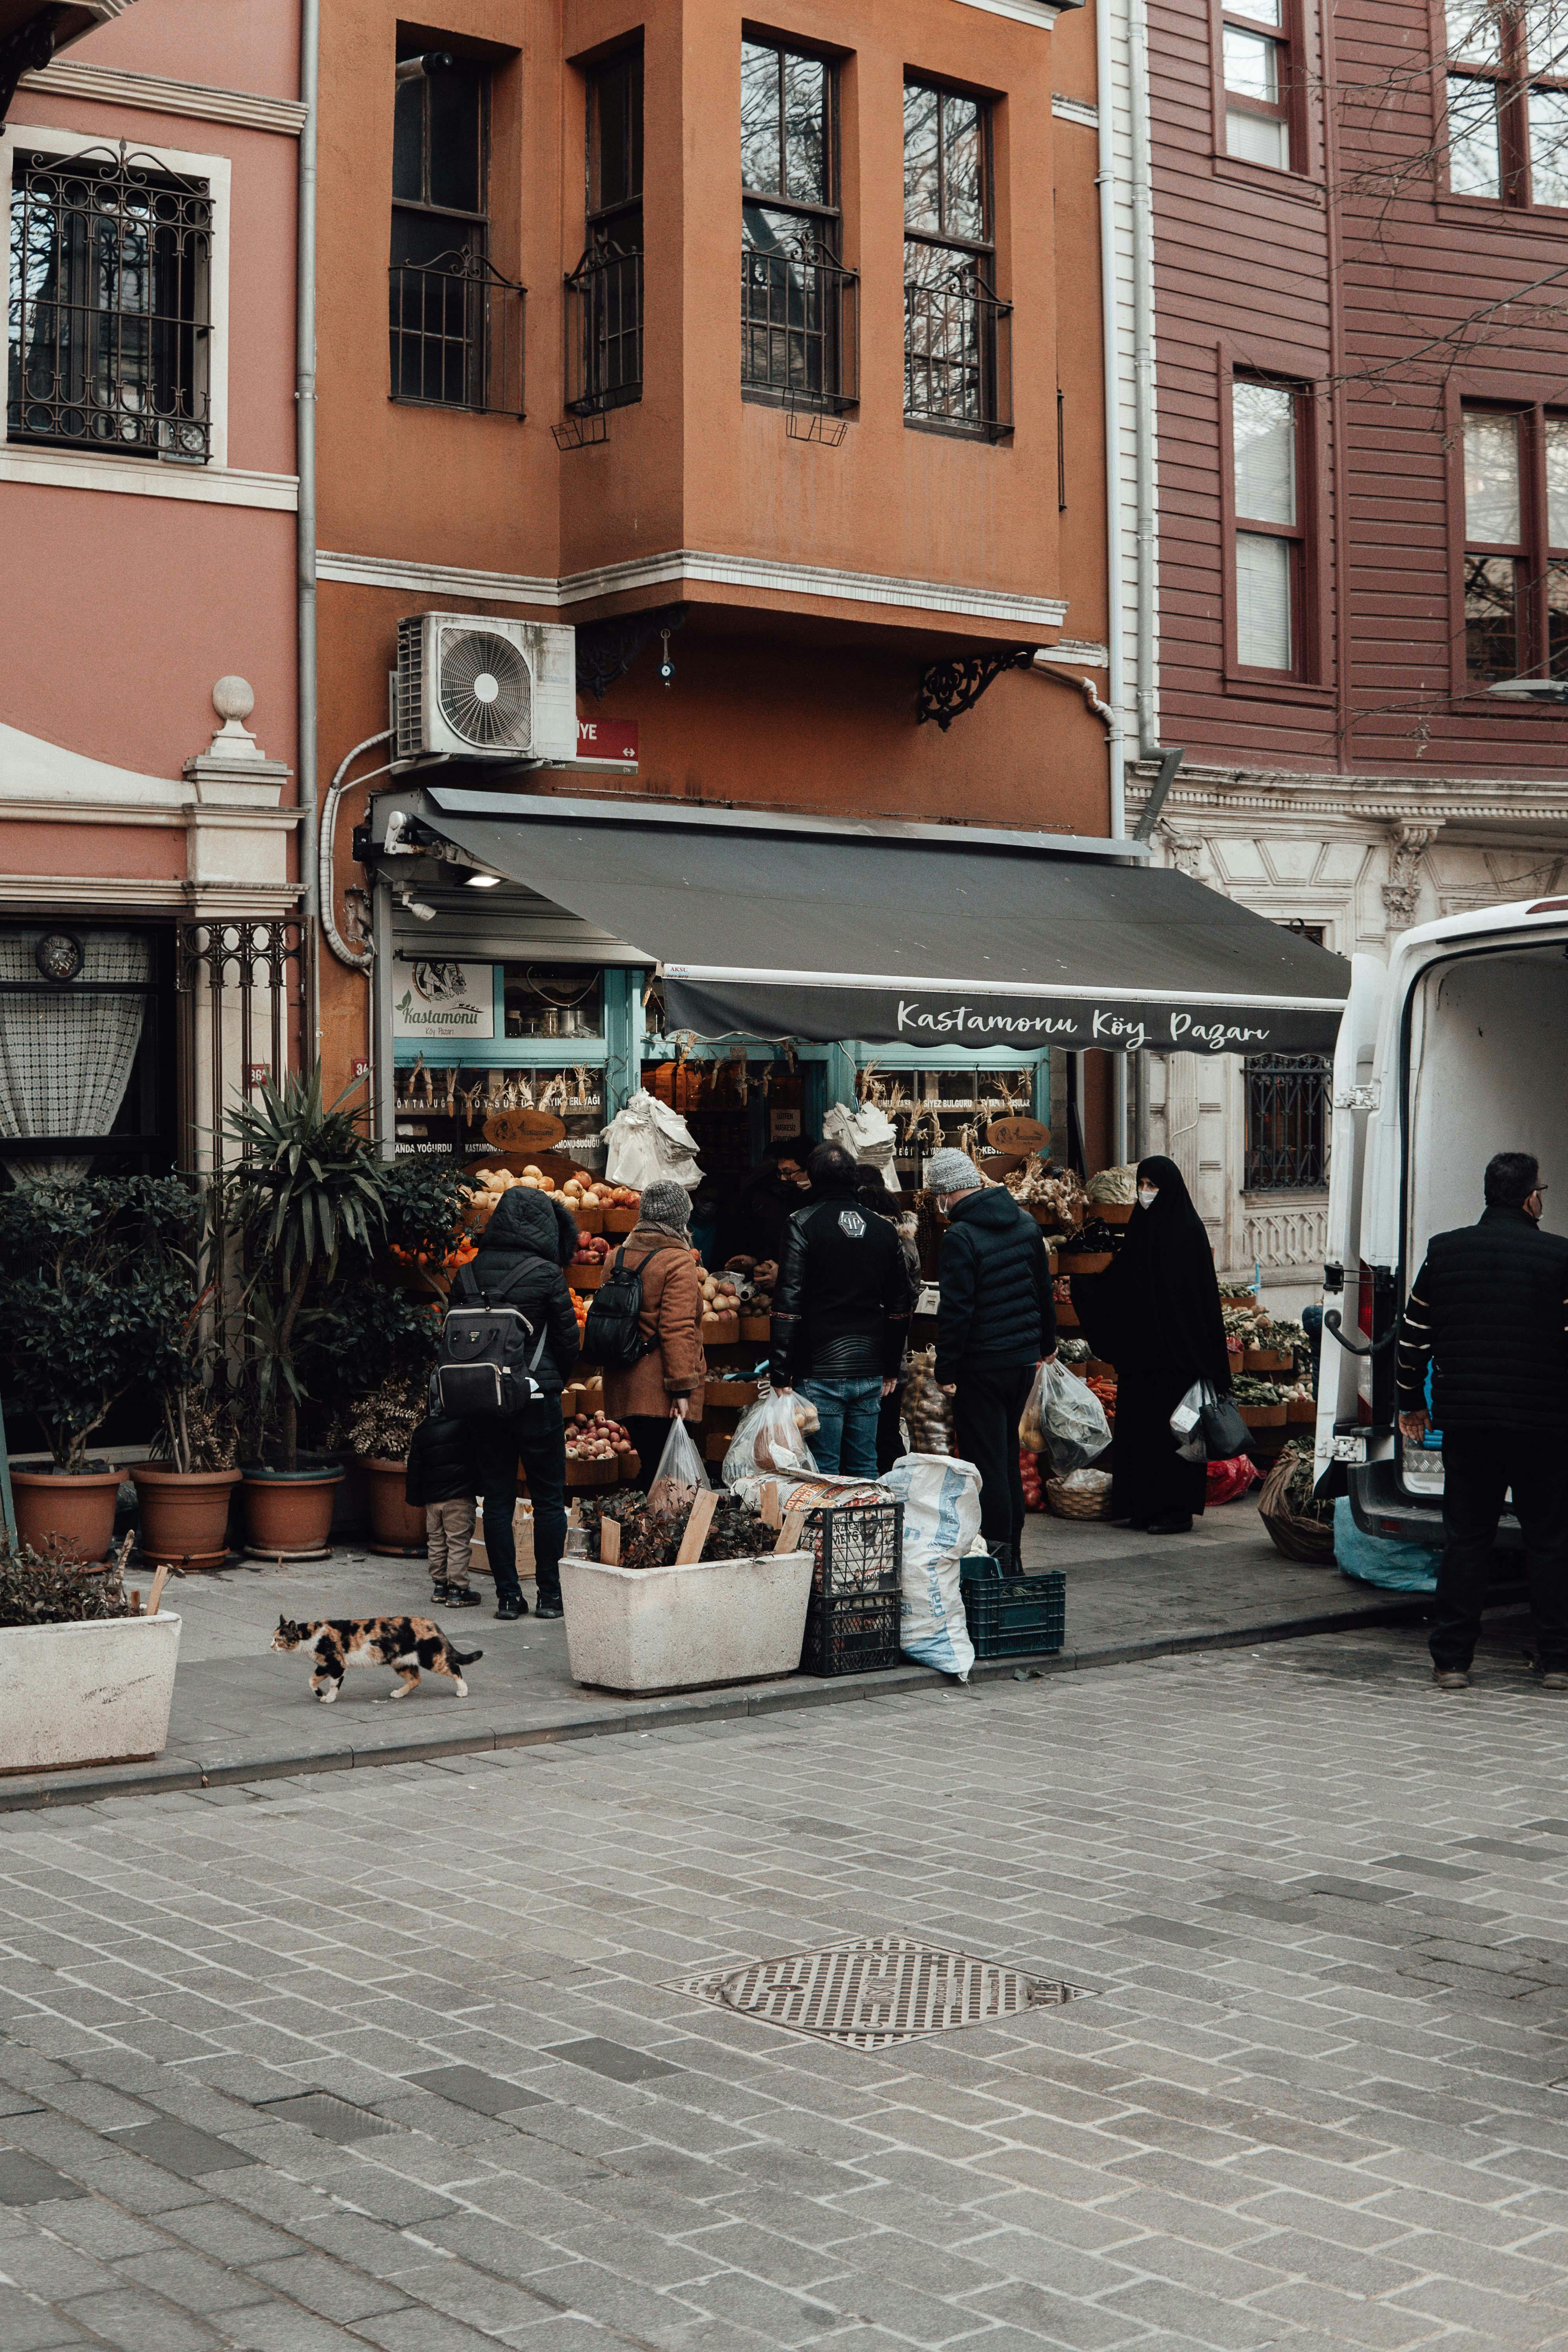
[927,1149,1056,1569]
[602,1178,707,1483]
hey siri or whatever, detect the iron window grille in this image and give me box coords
[176,920,304,1171]
[903,82,1010,439]
[568,47,643,415]
[388,247,524,415]
[7,141,212,462]
[740,234,858,412]
[1245,1051,1330,1191]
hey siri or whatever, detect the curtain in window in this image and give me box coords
[0,931,149,1184]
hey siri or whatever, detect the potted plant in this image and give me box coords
[228,1070,388,1558]
[0,1536,181,1773]
[0,1175,200,1563]
[129,1178,243,1569]
[336,1375,428,1555]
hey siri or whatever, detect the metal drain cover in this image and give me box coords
[681,1937,1082,2049]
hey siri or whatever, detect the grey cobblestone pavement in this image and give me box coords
[6,1622,1568,2350]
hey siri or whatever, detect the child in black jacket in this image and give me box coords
[405,1414,479,1606]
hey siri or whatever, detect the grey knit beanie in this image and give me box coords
[639,1178,693,1234]
[924,1148,982,1196]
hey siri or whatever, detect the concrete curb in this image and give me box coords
[0,1592,1440,1814]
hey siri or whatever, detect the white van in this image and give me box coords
[1316,892,1568,1548]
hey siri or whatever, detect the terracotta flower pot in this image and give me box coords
[131,1465,242,1570]
[11,1467,122,1564]
[240,1464,344,1560]
[363,1457,427,1557]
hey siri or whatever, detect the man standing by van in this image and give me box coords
[1397,1151,1568,1690]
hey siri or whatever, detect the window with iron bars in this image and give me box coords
[566,47,644,416]
[739,38,858,414]
[1245,1051,1330,1190]
[389,54,523,414]
[903,80,1011,440]
[7,143,212,462]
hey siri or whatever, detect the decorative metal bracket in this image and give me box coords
[917,648,1033,731]
[0,4,62,125]
[576,603,686,702]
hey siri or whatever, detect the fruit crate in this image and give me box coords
[808,1501,903,1596]
[800,1588,901,1677]
[959,1559,1065,1661]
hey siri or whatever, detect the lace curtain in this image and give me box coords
[0,932,150,1184]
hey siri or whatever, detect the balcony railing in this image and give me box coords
[388,250,524,417]
[904,260,1013,441]
[564,240,643,416]
[740,235,858,414]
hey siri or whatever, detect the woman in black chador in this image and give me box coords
[1072,1156,1231,1534]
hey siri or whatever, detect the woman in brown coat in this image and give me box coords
[602,1178,707,1485]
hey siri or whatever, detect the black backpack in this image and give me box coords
[432,1274,550,1418]
[583,1244,652,1370]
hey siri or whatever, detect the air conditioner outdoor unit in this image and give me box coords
[394,615,577,766]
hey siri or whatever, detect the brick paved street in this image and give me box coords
[6,1622,1568,2351]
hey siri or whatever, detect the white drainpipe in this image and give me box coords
[297,0,320,1059]
[1096,0,1127,843]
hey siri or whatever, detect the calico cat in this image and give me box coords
[272,1615,482,1702]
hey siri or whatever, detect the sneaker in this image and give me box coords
[1432,1667,1470,1690]
[494,1593,527,1621]
[441,1587,481,1608]
[533,1595,564,1620]
[1541,1670,1568,1690]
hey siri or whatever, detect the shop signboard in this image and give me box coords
[986,1116,1049,1153]
[482,1108,567,1152]
[392,961,495,1038]
[575,718,638,765]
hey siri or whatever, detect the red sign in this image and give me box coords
[575,717,638,764]
[350,1059,370,1080]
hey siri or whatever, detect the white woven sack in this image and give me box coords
[880,1452,978,1681]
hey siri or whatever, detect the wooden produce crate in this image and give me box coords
[1287,1396,1316,1425]
[1093,1201,1135,1225]
[572,1200,604,1236]
[707,1378,760,1410]
[1239,1402,1287,1428]
[701,1315,740,1347]
[619,1450,641,1485]
[1056,1299,1080,1329]
[739,1314,771,1344]
[568,1263,605,1292]
[565,1455,617,1488]
[603,1204,639,1234]
[1242,1347,1294,1373]
[1060,1250,1112,1274]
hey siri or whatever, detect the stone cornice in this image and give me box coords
[1126,762,1568,829]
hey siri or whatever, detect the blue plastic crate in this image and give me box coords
[960,1559,1065,1660]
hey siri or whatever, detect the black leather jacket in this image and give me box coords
[769,1188,911,1385]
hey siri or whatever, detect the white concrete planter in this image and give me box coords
[561,1553,812,1694]
[0,1612,181,1775]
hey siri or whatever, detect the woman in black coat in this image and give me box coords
[1071,1156,1230,1534]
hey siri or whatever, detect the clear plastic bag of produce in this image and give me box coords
[647,1416,711,1519]
[722,1388,820,1486]
[1030,1360,1111,1472]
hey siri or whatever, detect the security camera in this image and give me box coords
[397,887,436,923]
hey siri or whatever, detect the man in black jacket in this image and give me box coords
[454,1185,581,1621]
[769,1144,911,1475]
[1397,1150,1568,1690]
[929,1149,1056,1572]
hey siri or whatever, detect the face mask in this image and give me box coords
[1138,1186,1159,1210]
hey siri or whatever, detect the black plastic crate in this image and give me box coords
[960,1560,1065,1661]
[808,1501,903,1596]
[800,1588,901,1676]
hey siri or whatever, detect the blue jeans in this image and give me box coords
[798,1377,884,1479]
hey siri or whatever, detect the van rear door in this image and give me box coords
[1314,953,1389,1495]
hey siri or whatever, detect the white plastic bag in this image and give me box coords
[647,1416,710,1518]
[822,1099,900,1190]
[722,1388,820,1485]
[1038,1360,1111,1472]
[601,1088,703,1193]
[880,1453,978,1681]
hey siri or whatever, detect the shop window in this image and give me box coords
[1221,0,1300,171]
[390,50,522,414]
[1245,1051,1330,1191]
[740,38,857,414]
[1231,374,1309,674]
[503,965,603,1039]
[1461,401,1568,686]
[7,143,212,462]
[1445,0,1568,207]
[0,927,174,1181]
[566,46,644,415]
[903,78,1011,440]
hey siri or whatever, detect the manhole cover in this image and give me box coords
[679,1937,1083,2049]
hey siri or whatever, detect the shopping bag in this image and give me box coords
[1171,1380,1254,1462]
[721,1388,820,1485]
[647,1416,711,1518]
[880,1454,978,1681]
[1036,1360,1111,1472]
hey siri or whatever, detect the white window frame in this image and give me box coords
[2,121,231,471]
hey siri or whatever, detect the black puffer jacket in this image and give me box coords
[452,1186,581,1398]
[935,1187,1056,1382]
[769,1186,911,1385]
[404,1414,474,1506]
[1397,1207,1568,1432]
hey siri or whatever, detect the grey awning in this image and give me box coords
[398,790,1351,1056]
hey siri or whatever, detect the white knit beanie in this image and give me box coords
[924,1149,982,1194]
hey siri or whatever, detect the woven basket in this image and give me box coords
[1257,1447,1336,1564]
[1046,1471,1112,1520]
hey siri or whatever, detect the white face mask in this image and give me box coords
[1138,1185,1159,1210]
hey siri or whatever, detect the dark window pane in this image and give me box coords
[590,51,642,216]
[1550,560,1568,678]
[1245,1054,1330,1191]
[942,93,985,238]
[904,82,940,230]
[390,209,478,269]
[741,205,828,398]
[1465,553,1518,682]
[428,65,483,214]
[392,76,424,201]
[784,53,828,204]
[740,42,781,194]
